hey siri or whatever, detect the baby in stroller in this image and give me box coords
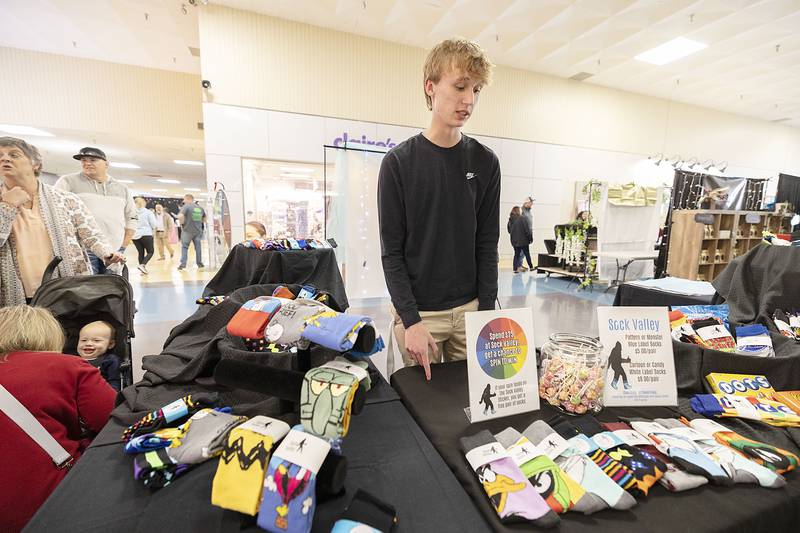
[77,321,121,392]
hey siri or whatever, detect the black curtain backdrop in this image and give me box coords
[777,173,800,212]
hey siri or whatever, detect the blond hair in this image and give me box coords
[423,38,494,110]
[0,306,65,359]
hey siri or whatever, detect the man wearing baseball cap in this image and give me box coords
[55,147,138,274]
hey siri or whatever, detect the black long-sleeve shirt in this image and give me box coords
[378,133,501,328]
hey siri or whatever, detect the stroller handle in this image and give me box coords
[41,256,63,286]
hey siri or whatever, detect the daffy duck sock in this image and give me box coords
[460,430,559,527]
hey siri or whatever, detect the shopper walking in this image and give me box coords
[0,305,116,531]
[55,147,137,274]
[508,206,532,273]
[153,203,174,260]
[378,38,499,381]
[132,197,157,275]
[517,198,534,272]
[0,137,124,307]
[177,193,206,270]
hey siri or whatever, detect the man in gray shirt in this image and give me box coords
[55,147,137,274]
[177,193,206,270]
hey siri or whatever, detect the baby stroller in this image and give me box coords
[30,257,136,388]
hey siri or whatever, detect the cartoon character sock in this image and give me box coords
[460,430,559,527]
[166,409,247,465]
[686,417,799,474]
[133,448,190,489]
[212,416,290,515]
[257,426,330,533]
[571,415,665,495]
[265,299,329,349]
[124,427,185,454]
[735,324,774,357]
[629,418,732,485]
[227,297,283,338]
[122,393,218,441]
[495,427,603,515]
[300,360,368,439]
[272,286,296,299]
[550,416,643,497]
[602,422,707,492]
[301,310,376,353]
[523,421,634,511]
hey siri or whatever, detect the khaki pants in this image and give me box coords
[155,230,173,258]
[390,299,479,368]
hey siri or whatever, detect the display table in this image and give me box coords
[391,361,800,533]
[25,397,488,533]
[204,246,348,310]
[613,278,716,307]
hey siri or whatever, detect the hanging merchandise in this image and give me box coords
[606,184,659,207]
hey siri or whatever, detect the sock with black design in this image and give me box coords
[122,393,218,441]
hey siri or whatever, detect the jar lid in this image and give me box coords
[546,333,602,356]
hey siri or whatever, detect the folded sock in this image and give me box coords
[460,430,559,527]
[272,286,296,299]
[301,310,375,352]
[196,295,226,305]
[300,363,362,439]
[257,426,330,533]
[227,297,283,339]
[689,317,735,352]
[265,299,329,349]
[690,393,800,427]
[550,416,643,497]
[124,427,185,454]
[687,417,799,474]
[735,324,774,357]
[602,422,707,492]
[133,448,190,489]
[331,489,397,533]
[630,418,732,485]
[166,409,247,464]
[495,427,603,515]
[122,393,218,441]
[676,418,785,488]
[571,415,665,496]
[212,416,291,515]
[245,338,292,353]
[523,420,634,511]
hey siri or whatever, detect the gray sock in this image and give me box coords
[168,410,246,464]
[265,299,328,348]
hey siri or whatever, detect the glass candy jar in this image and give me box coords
[539,333,604,415]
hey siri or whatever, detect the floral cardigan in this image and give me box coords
[0,181,114,306]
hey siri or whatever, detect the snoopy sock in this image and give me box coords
[258,427,330,533]
[460,430,559,527]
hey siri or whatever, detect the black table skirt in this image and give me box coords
[391,361,800,533]
[25,399,487,533]
[613,282,714,307]
[204,246,348,310]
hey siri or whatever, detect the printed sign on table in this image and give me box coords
[466,308,539,422]
[597,306,677,407]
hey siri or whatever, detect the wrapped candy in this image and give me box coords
[539,333,605,415]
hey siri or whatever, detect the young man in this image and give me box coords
[378,38,500,381]
[55,147,137,274]
[177,193,206,270]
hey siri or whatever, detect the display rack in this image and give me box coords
[667,209,793,281]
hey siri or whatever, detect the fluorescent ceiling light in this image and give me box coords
[117,179,135,184]
[110,162,141,169]
[152,188,167,192]
[280,166,314,173]
[635,37,707,65]
[157,178,180,184]
[174,159,204,166]
[0,124,54,137]
[184,187,202,191]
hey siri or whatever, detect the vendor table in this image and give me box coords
[203,246,348,310]
[613,277,716,307]
[594,250,659,289]
[391,361,800,533]
[25,395,487,533]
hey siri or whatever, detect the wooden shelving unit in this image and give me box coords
[667,210,792,281]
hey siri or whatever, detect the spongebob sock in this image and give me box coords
[460,430,559,527]
[495,427,604,515]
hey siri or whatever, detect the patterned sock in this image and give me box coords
[668,310,687,328]
[166,409,247,464]
[687,417,799,474]
[245,338,292,353]
[690,393,800,427]
[301,310,375,353]
[122,393,218,441]
[212,416,290,515]
[133,448,190,489]
[602,422,707,492]
[257,427,330,533]
[495,428,604,515]
[265,299,329,349]
[124,427,185,454]
[523,420,634,511]
[227,297,283,338]
[675,418,785,488]
[460,430,559,527]
[734,324,774,357]
[196,295,226,305]
[689,317,736,352]
[300,362,364,439]
[630,419,732,485]
[272,286,296,299]
[571,415,665,496]
[550,416,643,497]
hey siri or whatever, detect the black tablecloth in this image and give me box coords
[204,246,348,310]
[25,398,487,533]
[391,361,800,533]
[613,282,714,307]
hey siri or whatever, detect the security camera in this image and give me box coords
[202,79,211,89]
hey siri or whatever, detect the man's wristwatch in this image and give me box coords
[118,247,126,253]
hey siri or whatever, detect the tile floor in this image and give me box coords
[130,268,615,382]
